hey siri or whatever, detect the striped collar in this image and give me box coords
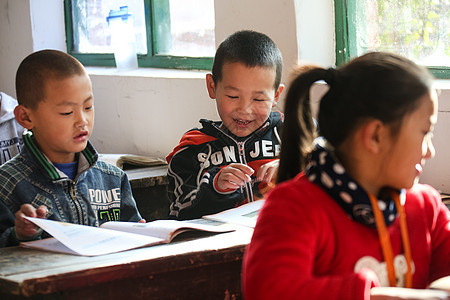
[23,130,97,181]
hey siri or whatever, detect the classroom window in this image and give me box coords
[64,0,215,70]
[335,0,450,79]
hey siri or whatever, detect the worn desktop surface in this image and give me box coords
[0,228,252,299]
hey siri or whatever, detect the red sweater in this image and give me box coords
[242,174,450,300]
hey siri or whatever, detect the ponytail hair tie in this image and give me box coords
[324,67,337,86]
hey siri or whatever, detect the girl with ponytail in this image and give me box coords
[243,52,450,300]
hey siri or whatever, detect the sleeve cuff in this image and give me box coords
[12,227,43,243]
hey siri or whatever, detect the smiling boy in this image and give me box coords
[0,50,143,247]
[166,30,284,220]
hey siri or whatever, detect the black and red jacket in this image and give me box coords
[166,111,283,220]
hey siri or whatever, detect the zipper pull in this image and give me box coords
[70,182,77,200]
[238,142,245,157]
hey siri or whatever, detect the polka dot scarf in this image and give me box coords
[305,144,399,227]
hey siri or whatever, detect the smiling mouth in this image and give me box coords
[234,119,252,125]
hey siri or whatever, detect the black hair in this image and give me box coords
[211,30,283,90]
[277,51,434,183]
[15,49,86,109]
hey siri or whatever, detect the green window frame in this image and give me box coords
[334,0,449,79]
[64,0,214,70]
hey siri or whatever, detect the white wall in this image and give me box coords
[215,0,298,80]
[1,0,449,192]
[88,68,217,158]
[0,0,33,96]
[0,0,66,95]
[295,0,335,66]
[419,88,450,192]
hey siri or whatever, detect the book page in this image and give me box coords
[21,217,164,256]
[429,276,450,292]
[101,219,234,241]
[203,200,265,228]
[370,287,449,299]
[21,237,81,256]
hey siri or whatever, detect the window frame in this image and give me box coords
[64,0,214,70]
[334,0,449,79]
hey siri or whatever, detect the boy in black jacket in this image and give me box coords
[167,30,284,220]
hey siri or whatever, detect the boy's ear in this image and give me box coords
[14,105,34,129]
[273,84,285,107]
[361,119,386,154]
[205,73,216,99]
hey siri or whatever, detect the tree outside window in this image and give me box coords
[335,0,449,79]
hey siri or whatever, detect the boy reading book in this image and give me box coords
[0,50,143,248]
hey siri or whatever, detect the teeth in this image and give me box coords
[235,119,250,125]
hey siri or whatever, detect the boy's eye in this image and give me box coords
[253,99,265,102]
[60,112,73,116]
[227,95,238,99]
[85,105,93,110]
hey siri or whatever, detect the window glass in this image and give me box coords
[356,0,449,67]
[71,0,147,54]
[66,0,215,69]
[153,0,215,57]
[335,0,449,78]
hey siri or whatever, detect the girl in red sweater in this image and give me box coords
[243,52,450,300]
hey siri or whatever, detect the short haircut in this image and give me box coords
[15,49,86,109]
[211,30,283,90]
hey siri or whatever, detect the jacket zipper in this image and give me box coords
[212,122,271,203]
[212,125,251,199]
[237,141,254,202]
[69,181,84,224]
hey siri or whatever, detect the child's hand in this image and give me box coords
[14,204,48,241]
[217,163,254,191]
[256,159,279,183]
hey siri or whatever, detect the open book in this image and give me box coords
[429,276,450,293]
[98,153,167,170]
[21,217,234,256]
[203,200,265,228]
[20,200,265,256]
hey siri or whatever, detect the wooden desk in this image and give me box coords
[0,228,252,300]
[441,193,450,210]
[125,165,168,190]
[124,166,170,221]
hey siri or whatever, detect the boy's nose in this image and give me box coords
[237,98,252,113]
[75,112,89,127]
